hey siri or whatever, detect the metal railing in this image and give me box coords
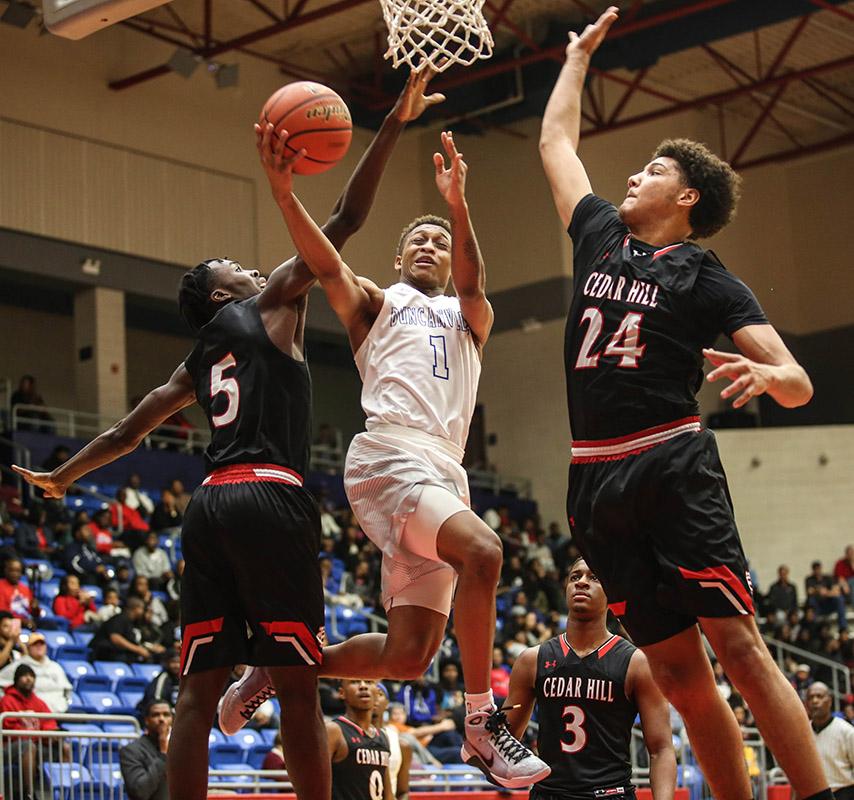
[468,468,532,499]
[0,711,141,800]
[763,633,851,709]
[0,434,31,497]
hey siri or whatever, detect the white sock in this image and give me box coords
[465,690,495,715]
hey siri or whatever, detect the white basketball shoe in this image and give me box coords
[460,707,551,789]
[217,666,277,735]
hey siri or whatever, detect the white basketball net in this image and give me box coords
[380,0,494,72]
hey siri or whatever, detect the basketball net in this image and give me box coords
[380,0,494,72]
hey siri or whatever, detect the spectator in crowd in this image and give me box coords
[96,587,122,624]
[52,575,98,631]
[0,632,71,712]
[262,731,286,771]
[436,660,464,712]
[792,663,815,700]
[0,664,63,795]
[137,605,169,659]
[320,557,361,609]
[155,409,195,450]
[0,612,24,668]
[807,682,854,800]
[0,500,16,539]
[0,558,40,629]
[42,446,70,473]
[123,473,155,519]
[713,660,733,702]
[374,683,412,799]
[132,533,173,591]
[14,507,57,560]
[120,699,172,800]
[111,489,150,551]
[397,677,438,725]
[89,508,129,559]
[340,559,377,608]
[836,547,854,605]
[129,575,171,630]
[138,650,180,713]
[168,479,192,516]
[335,525,365,572]
[63,522,109,585]
[114,564,133,601]
[490,647,510,702]
[387,702,447,767]
[150,489,182,533]
[806,561,848,631]
[9,375,53,433]
[90,596,152,663]
[766,565,799,621]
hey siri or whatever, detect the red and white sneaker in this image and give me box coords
[460,707,551,789]
[217,666,277,735]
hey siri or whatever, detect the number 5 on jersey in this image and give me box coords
[211,353,239,427]
[575,309,646,369]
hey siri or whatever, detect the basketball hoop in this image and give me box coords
[380,0,494,72]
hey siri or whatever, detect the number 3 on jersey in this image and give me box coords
[575,308,646,369]
[561,704,587,753]
[211,353,239,427]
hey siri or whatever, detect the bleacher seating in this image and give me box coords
[246,743,272,769]
[229,729,264,750]
[94,662,133,686]
[76,675,112,693]
[131,663,161,682]
[56,644,91,661]
[209,743,244,767]
[43,763,91,800]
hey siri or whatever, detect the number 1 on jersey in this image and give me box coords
[429,335,449,380]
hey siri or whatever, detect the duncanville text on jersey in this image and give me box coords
[542,675,617,703]
[389,305,471,331]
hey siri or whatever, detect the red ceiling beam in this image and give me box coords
[736,130,854,170]
[730,81,788,166]
[808,0,854,22]
[110,0,375,90]
[763,14,810,79]
[606,65,649,124]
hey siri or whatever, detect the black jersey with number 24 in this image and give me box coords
[183,295,312,475]
[533,633,638,800]
[565,194,767,441]
[331,716,390,800]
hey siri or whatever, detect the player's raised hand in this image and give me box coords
[254,122,306,199]
[11,465,67,499]
[434,131,467,208]
[704,348,773,408]
[566,5,618,60]
[393,60,446,122]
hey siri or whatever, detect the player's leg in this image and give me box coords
[701,614,830,797]
[267,665,330,800]
[168,665,234,800]
[640,627,752,799]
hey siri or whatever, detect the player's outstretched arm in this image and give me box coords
[540,6,618,228]
[627,651,677,800]
[502,646,539,740]
[433,131,493,346]
[705,324,813,409]
[259,64,446,306]
[12,364,195,499]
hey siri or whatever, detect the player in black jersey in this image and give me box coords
[13,66,445,800]
[539,7,828,800]
[504,558,675,800]
[328,679,392,800]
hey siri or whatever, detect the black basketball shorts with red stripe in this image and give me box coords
[179,464,324,676]
[567,425,755,648]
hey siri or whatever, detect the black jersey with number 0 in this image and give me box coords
[183,296,312,474]
[565,194,767,441]
[331,716,390,800]
[533,633,638,800]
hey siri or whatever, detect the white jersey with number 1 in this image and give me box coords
[354,281,481,451]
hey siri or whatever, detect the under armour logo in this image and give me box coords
[545,660,557,669]
[351,736,360,743]
[632,248,648,258]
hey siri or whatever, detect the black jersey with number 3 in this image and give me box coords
[565,194,767,441]
[331,716,390,800]
[533,633,638,800]
[183,296,312,474]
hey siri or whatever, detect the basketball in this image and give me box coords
[260,81,353,175]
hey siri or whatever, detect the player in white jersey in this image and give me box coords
[221,124,550,790]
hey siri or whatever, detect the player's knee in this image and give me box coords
[455,531,502,578]
[647,659,710,712]
[713,629,770,685]
[385,644,435,679]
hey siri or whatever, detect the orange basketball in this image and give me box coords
[260,81,353,175]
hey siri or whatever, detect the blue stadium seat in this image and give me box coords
[41,630,74,653]
[55,644,90,661]
[42,763,91,800]
[60,660,95,682]
[131,663,161,682]
[60,723,102,734]
[94,661,133,685]
[116,676,149,693]
[76,675,113,693]
[73,631,94,648]
[208,729,226,746]
[81,740,122,764]
[100,722,136,734]
[80,691,122,712]
[209,743,244,767]
[228,729,264,750]
[88,763,123,789]
[64,781,111,800]
[247,743,271,769]
[259,728,277,745]
[38,614,70,632]
[39,581,61,604]
[119,691,144,708]
[81,586,102,603]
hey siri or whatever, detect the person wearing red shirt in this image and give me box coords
[111,488,150,551]
[0,558,39,629]
[0,663,63,793]
[52,575,98,630]
[834,546,854,603]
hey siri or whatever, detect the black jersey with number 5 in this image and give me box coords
[183,296,312,474]
[565,194,767,441]
[332,716,390,800]
[533,634,638,800]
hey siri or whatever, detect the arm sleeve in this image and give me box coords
[120,742,167,800]
[693,262,769,339]
[567,194,627,275]
[183,345,202,383]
